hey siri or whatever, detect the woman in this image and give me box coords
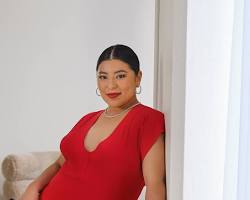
[20,44,166,200]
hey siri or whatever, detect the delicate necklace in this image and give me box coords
[104,102,141,118]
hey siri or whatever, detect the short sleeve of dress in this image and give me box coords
[139,111,166,162]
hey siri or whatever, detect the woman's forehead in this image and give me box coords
[97,59,132,73]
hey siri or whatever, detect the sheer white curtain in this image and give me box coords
[155,0,249,199]
[237,0,250,198]
[224,0,250,199]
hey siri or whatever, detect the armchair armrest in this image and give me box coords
[1,151,60,200]
[2,151,60,181]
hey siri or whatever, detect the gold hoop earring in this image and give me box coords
[136,85,141,94]
[96,88,101,96]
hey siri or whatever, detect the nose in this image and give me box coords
[107,77,117,89]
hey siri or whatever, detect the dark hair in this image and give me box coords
[96,44,140,75]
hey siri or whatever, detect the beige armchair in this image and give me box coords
[1,151,60,200]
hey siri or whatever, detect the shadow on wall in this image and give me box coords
[0,171,3,200]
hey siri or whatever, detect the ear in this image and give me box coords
[136,70,142,87]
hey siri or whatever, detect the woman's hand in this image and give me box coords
[18,154,64,200]
[19,182,40,200]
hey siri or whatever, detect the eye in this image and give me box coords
[116,74,126,79]
[98,75,107,80]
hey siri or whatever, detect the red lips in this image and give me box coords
[106,92,121,99]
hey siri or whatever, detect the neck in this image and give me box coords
[107,98,139,114]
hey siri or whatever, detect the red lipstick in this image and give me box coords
[107,92,121,99]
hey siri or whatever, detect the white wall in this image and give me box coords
[155,0,187,199]
[0,0,156,198]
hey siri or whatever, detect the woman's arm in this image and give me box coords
[19,154,65,200]
[142,134,166,200]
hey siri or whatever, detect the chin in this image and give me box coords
[106,102,122,108]
[103,95,133,108]
[105,100,126,108]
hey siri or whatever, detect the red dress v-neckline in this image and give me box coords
[40,103,166,200]
[82,105,139,154]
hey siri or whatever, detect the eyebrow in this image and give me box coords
[98,70,128,74]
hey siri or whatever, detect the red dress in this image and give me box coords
[40,104,165,200]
